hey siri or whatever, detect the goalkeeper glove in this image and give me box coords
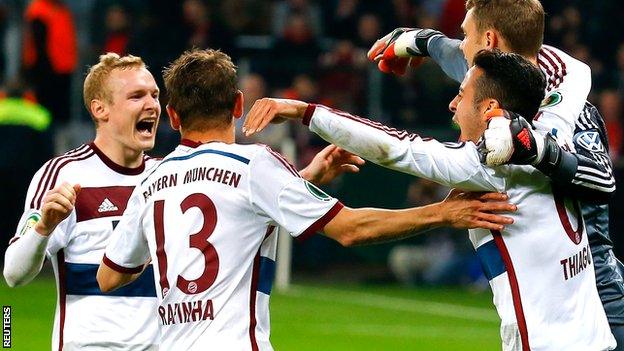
[367,27,444,75]
[478,109,552,166]
[479,109,579,182]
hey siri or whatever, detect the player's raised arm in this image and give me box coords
[244,98,504,192]
[367,27,467,82]
[4,181,80,287]
[322,189,515,246]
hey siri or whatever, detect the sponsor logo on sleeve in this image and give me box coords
[304,182,332,201]
[575,131,605,153]
[540,91,563,108]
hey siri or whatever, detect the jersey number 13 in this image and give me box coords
[153,193,220,296]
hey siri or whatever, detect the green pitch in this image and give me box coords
[0,278,501,350]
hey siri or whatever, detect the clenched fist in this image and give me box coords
[35,182,81,236]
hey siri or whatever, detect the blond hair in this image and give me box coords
[83,53,145,118]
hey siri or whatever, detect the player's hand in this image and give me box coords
[243,98,308,136]
[439,189,516,231]
[299,145,365,185]
[367,27,443,75]
[35,182,81,236]
[477,109,546,166]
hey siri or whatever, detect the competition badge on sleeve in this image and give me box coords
[304,181,332,202]
[18,210,42,237]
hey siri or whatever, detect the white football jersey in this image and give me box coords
[534,45,592,147]
[304,105,615,351]
[9,143,160,350]
[104,140,343,351]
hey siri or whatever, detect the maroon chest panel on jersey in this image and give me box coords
[75,186,134,222]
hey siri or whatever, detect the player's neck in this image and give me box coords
[93,137,144,168]
[180,126,235,145]
[527,55,538,66]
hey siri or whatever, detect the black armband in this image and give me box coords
[535,133,578,183]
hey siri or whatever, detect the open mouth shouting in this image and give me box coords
[136,118,157,138]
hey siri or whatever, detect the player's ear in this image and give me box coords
[233,90,244,119]
[166,105,181,131]
[90,99,108,123]
[484,30,498,49]
[482,99,501,117]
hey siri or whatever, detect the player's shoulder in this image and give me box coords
[540,45,589,70]
[539,45,590,91]
[204,142,290,166]
[248,143,300,176]
[34,143,96,181]
[26,143,95,210]
[143,154,162,170]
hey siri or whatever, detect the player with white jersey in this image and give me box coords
[243,50,615,350]
[3,54,163,350]
[2,53,365,350]
[367,0,622,347]
[11,144,161,350]
[97,49,518,351]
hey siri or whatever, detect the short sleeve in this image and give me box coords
[103,189,150,273]
[248,147,343,241]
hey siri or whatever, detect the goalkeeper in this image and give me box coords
[367,0,623,347]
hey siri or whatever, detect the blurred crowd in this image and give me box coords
[1,0,624,286]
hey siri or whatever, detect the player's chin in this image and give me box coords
[133,134,156,151]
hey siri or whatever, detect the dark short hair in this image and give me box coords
[466,0,544,57]
[163,49,238,131]
[472,49,545,120]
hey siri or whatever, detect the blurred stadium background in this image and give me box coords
[1,0,624,350]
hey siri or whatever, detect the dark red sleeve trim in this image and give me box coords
[8,236,20,246]
[298,202,345,242]
[102,254,143,274]
[302,104,318,126]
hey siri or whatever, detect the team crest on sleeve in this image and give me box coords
[304,181,332,201]
[540,91,563,108]
[18,210,42,236]
[575,131,605,152]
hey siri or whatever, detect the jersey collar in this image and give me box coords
[89,142,146,175]
[180,138,204,148]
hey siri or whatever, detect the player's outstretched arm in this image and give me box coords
[4,182,81,287]
[322,189,515,246]
[367,27,467,82]
[245,99,504,192]
[298,145,365,185]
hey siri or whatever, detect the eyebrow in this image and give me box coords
[127,88,160,95]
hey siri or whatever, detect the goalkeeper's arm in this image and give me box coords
[368,27,468,82]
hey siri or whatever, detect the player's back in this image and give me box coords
[469,164,615,350]
[133,140,307,350]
